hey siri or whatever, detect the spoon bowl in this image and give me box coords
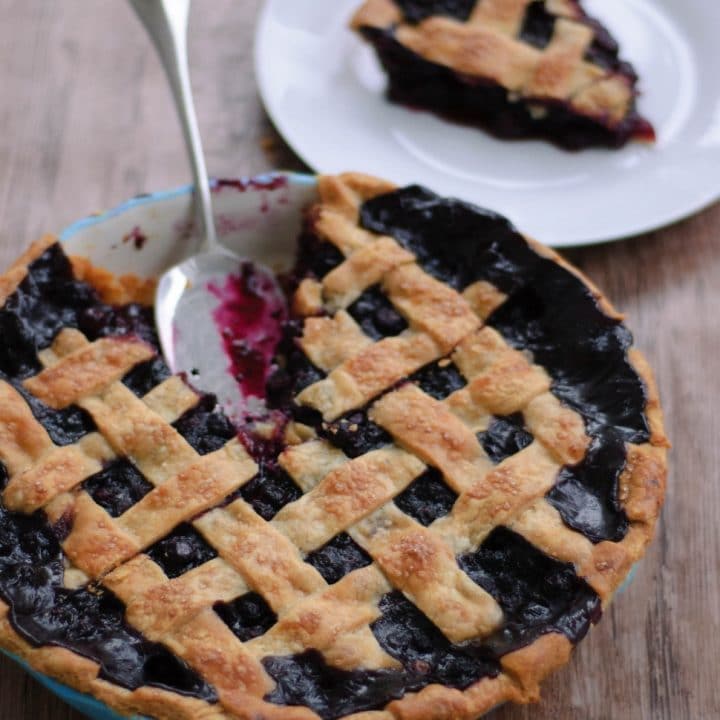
[156,248,287,420]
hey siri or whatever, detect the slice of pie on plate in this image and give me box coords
[352,0,655,150]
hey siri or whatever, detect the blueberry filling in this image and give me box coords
[293,230,345,281]
[459,527,602,656]
[487,275,650,444]
[394,0,477,24]
[83,458,153,518]
[0,507,61,573]
[263,544,601,720]
[266,358,324,416]
[361,187,649,445]
[266,320,325,411]
[264,588,502,718]
[239,465,303,521]
[0,249,230,701]
[11,382,96,446]
[320,410,392,458]
[374,591,502,687]
[122,356,171,397]
[581,16,632,75]
[347,285,408,340]
[477,414,534,464]
[547,432,629,543]
[0,500,213,698]
[214,592,277,642]
[172,394,237,455]
[78,302,160,346]
[263,649,408,720]
[585,38,620,71]
[11,581,214,698]
[0,308,43,379]
[305,533,373,584]
[146,524,218,579]
[360,184,541,292]
[394,467,457,525]
[51,509,75,543]
[519,1,556,49]
[140,645,216,699]
[410,360,466,400]
[0,244,98,378]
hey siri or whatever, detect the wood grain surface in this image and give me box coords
[0,1,717,719]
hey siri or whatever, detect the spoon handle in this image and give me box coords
[129,0,218,252]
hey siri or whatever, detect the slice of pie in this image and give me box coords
[351,0,655,149]
[0,173,667,720]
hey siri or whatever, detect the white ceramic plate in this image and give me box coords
[256,0,720,247]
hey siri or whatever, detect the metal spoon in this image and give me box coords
[129,0,285,417]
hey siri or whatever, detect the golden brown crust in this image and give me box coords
[437,441,562,550]
[350,0,402,31]
[353,505,504,642]
[352,0,635,125]
[273,447,425,553]
[323,236,415,311]
[383,264,481,351]
[470,0,533,35]
[300,311,373,371]
[0,174,668,720]
[23,334,156,409]
[193,499,328,613]
[0,235,57,306]
[462,280,508,320]
[247,565,394,672]
[298,333,441,420]
[0,380,56,475]
[70,254,157,306]
[370,384,492,494]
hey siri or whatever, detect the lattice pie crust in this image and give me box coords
[0,174,667,720]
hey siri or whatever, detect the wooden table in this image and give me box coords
[0,1,717,718]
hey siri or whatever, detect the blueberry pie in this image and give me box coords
[352,0,655,149]
[0,174,667,719]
